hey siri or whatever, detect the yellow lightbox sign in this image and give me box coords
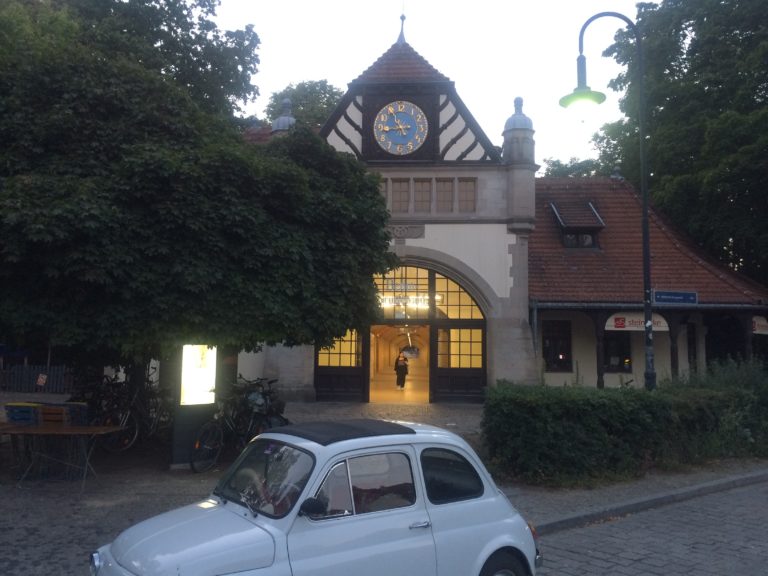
[180,345,217,405]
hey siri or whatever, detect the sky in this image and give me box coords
[214,0,641,170]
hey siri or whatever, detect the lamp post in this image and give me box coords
[560,11,656,391]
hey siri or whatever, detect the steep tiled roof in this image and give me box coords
[530,178,768,306]
[351,40,451,85]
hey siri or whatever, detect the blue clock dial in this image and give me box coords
[373,100,429,155]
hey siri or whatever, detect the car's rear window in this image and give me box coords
[420,448,484,504]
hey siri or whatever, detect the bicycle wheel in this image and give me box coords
[190,421,224,473]
[99,410,140,453]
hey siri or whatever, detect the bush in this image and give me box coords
[483,361,768,485]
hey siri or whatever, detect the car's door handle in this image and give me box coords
[409,520,431,529]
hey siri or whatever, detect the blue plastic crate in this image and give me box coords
[4,403,40,425]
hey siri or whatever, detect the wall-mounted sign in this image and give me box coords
[754,316,768,335]
[180,344,217,405]
[653,290,698,305]
[606,313,669,332]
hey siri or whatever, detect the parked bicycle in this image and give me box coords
[189,375,291,473]
[68,367,174,452]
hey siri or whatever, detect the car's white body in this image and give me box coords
[90,420,541,576]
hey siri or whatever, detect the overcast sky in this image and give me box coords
[215,0,641,170]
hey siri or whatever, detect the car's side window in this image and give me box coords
[349,452,416,514]
[421,447,484,504]
[313,452,416,518]
[314,461,354,518]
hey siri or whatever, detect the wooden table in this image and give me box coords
[0,422,122,492]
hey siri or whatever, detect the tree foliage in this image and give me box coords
[0,0,394,363]
[265,80,344,128]
[542,157,608,178]
[596,0,768,284]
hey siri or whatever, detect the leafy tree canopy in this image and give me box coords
[0,0,394,364]
[596,0,768,284]
[265,80,344,127]
[542,157,608,178]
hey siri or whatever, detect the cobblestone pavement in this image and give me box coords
[536,481,768,575]
[1,400,767,575]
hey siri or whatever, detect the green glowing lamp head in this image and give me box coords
[559,54,606,108]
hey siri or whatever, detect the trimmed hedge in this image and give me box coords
[482,372,767,485]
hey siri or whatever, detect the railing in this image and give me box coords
[0,365,71,394]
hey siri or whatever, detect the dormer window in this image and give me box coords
[550,201,605,249]
[563,232,597,248]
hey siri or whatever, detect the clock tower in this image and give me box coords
[315,16,539,402]
[320,16,501,165]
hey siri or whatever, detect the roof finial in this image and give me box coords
[397,13,406,44]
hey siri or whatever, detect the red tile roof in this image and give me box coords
[351,40,451,85]
[530,177,768,306]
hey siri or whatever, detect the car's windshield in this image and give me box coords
[216,439,314,518]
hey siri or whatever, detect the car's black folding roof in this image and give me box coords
[272,419,416,446]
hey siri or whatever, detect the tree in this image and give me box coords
[596,0,768,284]
[265,80,344,127]
[543,157,607,178]
[0,1,394,366]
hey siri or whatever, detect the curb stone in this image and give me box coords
[527,468,768,535]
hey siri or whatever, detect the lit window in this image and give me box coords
[317,330,361,367]
[437,328,483,368]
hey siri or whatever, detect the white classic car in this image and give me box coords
[90,419,542,576]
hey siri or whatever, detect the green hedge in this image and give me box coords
[483,365,767,485]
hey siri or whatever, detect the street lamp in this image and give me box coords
[560,11,656,391]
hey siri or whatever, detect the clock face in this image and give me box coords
[373,100,429,155]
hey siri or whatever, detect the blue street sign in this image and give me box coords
[653,290,698,305]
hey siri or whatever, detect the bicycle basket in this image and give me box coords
[247,391,266,410]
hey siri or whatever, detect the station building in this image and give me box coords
[240,28,768,403]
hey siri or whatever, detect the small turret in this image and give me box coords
[502,97,535,165]
[271,98,296,134]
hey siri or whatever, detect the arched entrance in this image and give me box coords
[315,265,487,403]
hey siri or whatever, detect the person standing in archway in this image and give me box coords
[394,352,409,390]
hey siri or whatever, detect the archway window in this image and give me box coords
[375,267,431,320]
[435,274,482,319]
[375,267,483,321]
[318,330,362,367]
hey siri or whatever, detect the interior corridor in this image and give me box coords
[369,325,429,404]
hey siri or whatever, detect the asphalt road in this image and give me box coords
[536,481,768,576]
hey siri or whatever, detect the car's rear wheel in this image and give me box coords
[480,552,528,576]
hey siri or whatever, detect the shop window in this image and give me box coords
[604,331,632,373]
[436,178,454,212]
[437,328,483,368]
[391,179,410,213]
[414,179,432,212]
[317,330,361,367]
[543,320,572,372]
[458,178,477,213]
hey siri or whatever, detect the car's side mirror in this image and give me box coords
[298,497,327,517]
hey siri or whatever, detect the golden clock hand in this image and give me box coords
[393,118,411,135]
